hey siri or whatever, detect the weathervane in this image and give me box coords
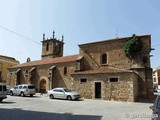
[115,30,119,38]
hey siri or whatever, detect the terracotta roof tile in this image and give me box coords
[73,67,132,75]
[11,54,81,68]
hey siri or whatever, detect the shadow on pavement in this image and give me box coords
[0,108,102,120]
[0,101,16,104]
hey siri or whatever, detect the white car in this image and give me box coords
[47,88,80,100]
[10,84,36,97]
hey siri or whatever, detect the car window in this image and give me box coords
[19,86,23,89]
[23,86,27,89]
[59,89,64,92]
[0,86,2,91]
[156,98,160,109]
[53,89,59,92]
[3,86,6,91]
[28,86,35,89]
[63,88,71,92]
[0,85,6,91]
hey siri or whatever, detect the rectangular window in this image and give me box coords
[64,67,67,75]
[80,78,87,83]
[109,77,119,83]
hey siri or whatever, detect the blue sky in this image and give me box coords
[0,0,159,69]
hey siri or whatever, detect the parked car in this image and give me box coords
[0,83,7,102]
[47,88,80,100]
[150,95,160,120]
[10,84,36,97]
[153,85,160,93]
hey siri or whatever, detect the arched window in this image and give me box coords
[46,43,49,51]
[102,54,107,64]
[64,66,67,75]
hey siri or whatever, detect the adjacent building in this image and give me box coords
[7,33,154,102]
[153,67,160,86]
[0,55,19,83]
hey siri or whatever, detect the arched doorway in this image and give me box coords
[40,79,47,93]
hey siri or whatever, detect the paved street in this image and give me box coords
[0,94,154,120]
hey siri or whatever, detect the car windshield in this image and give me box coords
[63,88,71,92]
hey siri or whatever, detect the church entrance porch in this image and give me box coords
[40,79,47,93]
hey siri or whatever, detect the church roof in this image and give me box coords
[78,34,151,46]
[72,67,132,75]
[10,54,81,68]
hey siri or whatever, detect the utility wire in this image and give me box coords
[0,26,40,45]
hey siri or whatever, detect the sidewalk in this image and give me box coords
[35,93,48,97]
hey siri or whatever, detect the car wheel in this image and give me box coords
[67,96,72,101]
[30,94,33,97]
[0,99,3,102]
[50,94,54,99]
[21,92,25,97]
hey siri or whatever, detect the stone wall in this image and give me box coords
[7,61,77,92]
[79,35,151,70]
[72,72,138,102]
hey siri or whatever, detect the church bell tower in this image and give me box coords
[41,31,64,59]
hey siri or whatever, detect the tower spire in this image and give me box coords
[43,33,45,40]
[53,30,55,39]
[62,35,64,42]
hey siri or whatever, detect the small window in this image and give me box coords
[64,66,67,75]
[80,78,87,83]
[101,54,107,64]
[109,77,119,83]
[46,43,49,51]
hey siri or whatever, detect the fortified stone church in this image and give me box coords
[7,32,154,102]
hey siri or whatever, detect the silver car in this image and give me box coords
[47,88,80,100]
[10,84,36,97]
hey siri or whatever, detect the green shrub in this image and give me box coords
[123,34,143,58]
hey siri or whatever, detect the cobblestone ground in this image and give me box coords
[0,94,154,120]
